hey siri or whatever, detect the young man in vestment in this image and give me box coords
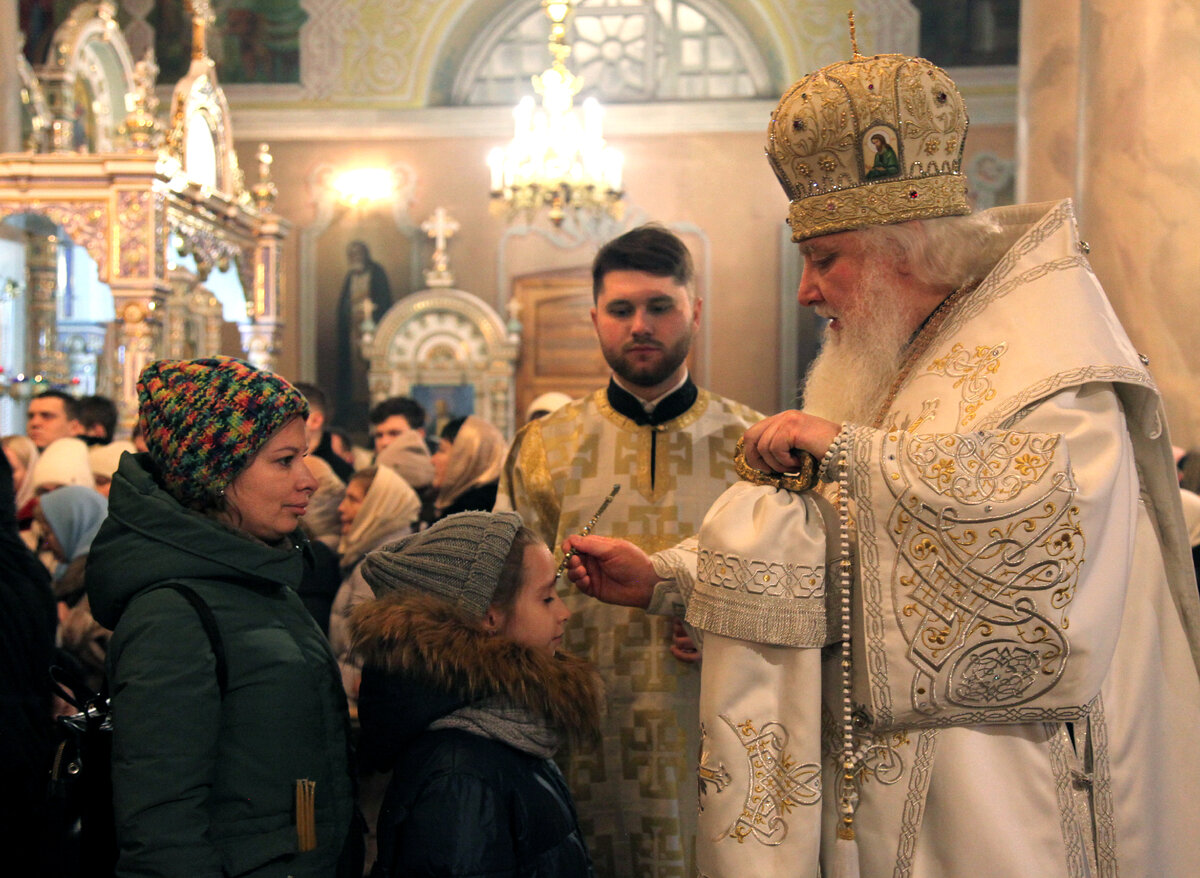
[496,224,762,877]
[563,49,1200,878]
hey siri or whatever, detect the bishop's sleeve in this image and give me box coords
[842,382,1136,729]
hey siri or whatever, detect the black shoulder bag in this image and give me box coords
[49,582,228,878]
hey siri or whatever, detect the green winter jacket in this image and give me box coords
[86,453,356,878]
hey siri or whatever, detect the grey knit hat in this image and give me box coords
[359,511,523,617]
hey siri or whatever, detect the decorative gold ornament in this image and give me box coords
[766,40,970,242]
[733,437,818,494]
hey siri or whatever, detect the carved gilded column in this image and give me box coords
[107,186,169,431]
[1075,0,1200,442]
[24,224,61,380]
[239,211,290,373]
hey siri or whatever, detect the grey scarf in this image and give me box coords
[428,697,563,759]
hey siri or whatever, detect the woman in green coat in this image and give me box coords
[86,357,359,878]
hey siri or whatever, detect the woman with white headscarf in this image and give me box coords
[2,434,40,536]
[326,464,421,875]
[29,437,95,495]
[328,465,421,706]
[429,415,507,522]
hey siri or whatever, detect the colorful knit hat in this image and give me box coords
[360,511,523,617]
[136,356,308,510]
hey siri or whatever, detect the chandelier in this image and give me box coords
[488,1,624,226]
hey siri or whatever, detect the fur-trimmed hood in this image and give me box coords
[350,591,603,749]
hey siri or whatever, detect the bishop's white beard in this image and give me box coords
[800,268,913,425]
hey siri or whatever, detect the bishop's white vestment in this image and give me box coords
[498,381,761,877]
[652,201,1200,877]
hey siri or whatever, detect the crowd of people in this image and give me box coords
[4,43,1200,878]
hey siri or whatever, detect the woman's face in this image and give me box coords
[431,438,452,489]
[33,504,66,562]
[220,418,317,542]
[487,543,569,656]
[337,478,368,534]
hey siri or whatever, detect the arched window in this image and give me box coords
[453,0,772,105]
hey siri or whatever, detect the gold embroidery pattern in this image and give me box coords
[887,431,1084,712]
[716,715,821,846]
[905,431,1060,503]
[697,549,824,599]
[926,342,1007,427]
[697,722,731,806]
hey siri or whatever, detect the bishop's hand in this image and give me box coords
[562,534,657,610]
[742,409,841,474]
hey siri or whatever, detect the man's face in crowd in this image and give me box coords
[27,396,82,450]
[372,415,411,453]
[591,270,700,395]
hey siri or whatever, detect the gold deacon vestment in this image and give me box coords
[498,382,761,877]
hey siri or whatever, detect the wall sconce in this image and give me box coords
[331,168,396,208]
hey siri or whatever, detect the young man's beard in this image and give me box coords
[800,265,913,425]
[607,333,692,390]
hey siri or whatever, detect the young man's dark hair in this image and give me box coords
[78,394,118,444]
[33,389,81,421]
[292,381,328,415]
[591,223,695,302]
[367,396,426,432]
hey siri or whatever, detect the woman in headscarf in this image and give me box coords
[328,465,421,707]
[85,356,359,878]
[2,434,40,528]
[35,484,107,605]
[87,440,136,499]
[429,415,507,522]
[29,437,95,495]
[36,485,111,692]
[325,464,420,875]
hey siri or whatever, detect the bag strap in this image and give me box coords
[144,582,228,696]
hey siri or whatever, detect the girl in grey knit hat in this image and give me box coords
[350,511,601,877]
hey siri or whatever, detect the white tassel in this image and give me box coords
[831,834,861,878]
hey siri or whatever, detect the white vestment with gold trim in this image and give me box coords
[653,201,1200,877]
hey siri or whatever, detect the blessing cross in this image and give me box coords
[422,207,460,285]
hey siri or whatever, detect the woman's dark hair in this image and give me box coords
[490,526,544,611]
[439,416,467,444]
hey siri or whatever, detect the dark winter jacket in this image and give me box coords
[352,592,601,878]
[86,453,357,878]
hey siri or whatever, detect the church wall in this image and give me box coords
[238,119,1016,425]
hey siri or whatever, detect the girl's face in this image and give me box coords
[487,543,569,655]
[219,418,317,542]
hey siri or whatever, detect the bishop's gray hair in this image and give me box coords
[856,211,1007,291]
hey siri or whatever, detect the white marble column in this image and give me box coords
[1074,1,1200,444]
[1015,0,1079,203]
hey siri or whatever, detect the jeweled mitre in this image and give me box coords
[766,53,971,242]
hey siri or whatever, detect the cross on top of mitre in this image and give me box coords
[422,207,460,287]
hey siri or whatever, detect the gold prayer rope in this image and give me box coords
[733,436,818,494]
